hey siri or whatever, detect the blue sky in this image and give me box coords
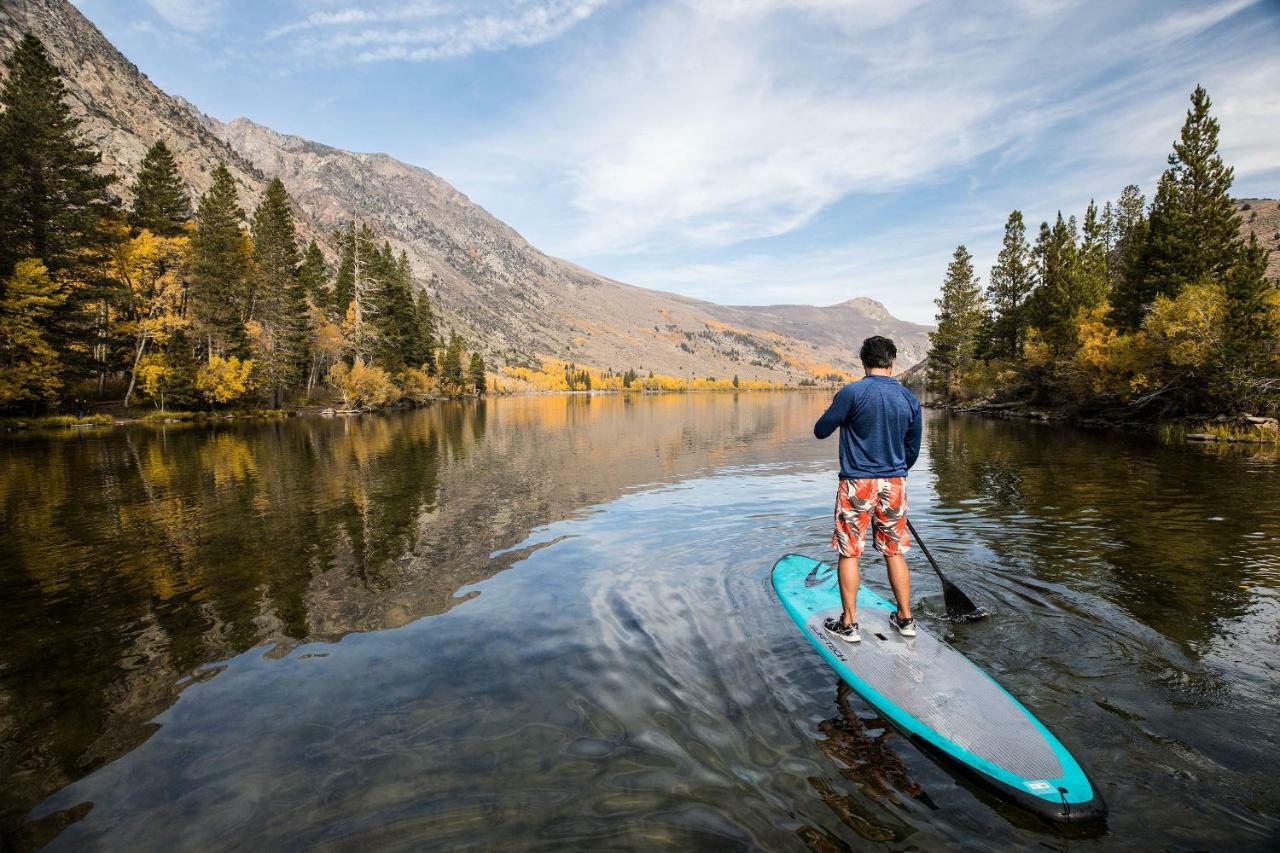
[73,0,1280,323]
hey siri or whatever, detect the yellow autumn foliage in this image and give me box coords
[0,258,66,407]
[327,358,398,408]
[196,355,255,405]
[399,366,437,403]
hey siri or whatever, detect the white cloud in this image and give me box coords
[269,0,608,60]
[446,0,1276,267]
[144,0,227,32]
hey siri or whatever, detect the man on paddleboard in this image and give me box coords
[813,335,922,643]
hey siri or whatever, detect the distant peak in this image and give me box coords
[834,297,891,318]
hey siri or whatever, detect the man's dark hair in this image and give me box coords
[859,336,896,369]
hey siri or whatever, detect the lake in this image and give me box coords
[1,393,1278,851]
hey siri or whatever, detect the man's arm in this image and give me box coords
[814,385,855,439]
[904,397,923,469]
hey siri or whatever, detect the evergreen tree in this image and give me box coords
[1027,213,1080,346]
[441,331,464,392]
[342,224,383,362]
[1100,200,1116,253]
[1134,87,1241,316]
[1107,184,1149,327]
[410,288,437,373]
[249,177,307,406]
[129,140,190,236]
[468,351,486,394]
[1215,234,1277,410]
[332,223,356,319]
[987,210,1035,359]
[732,373,739,388]
[371,247,417,369]
[1076,199,1110,308]
[926,245,986,401]
[0,35,115,281]
[161,327,199,410]
[297,239,330,310]
[0,34,117,387]
[188,164,251,356]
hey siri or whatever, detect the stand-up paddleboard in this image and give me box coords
[772,554,1105,823]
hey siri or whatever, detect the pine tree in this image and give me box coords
[926,245,986,401]
[1027,213,1080,346]
[342,224,383,362]
[161,327,199,410]
[441,331,464,392]
[129,140,190,236]
[1215,234,1277,410]
[1076,199,1110,309]
[297,239,330,310]
[468,351,486,394]
[410,288,437,373]
[1107,184,1149,327]
[0,34,117,389]
[370,247,416,369]
[0,35,115,281]
[1100,200,1116,253]
[987,210,1035,359]
[1133,86,1241,320]
[332,223,356,320]
[188,164,251,356]
[249,177,307,406]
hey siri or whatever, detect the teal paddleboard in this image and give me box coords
[772,553,1105,823]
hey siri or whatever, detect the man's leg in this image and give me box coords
[837,554,860,626]
[831,478,873,627]
[874,477,912,620]
[884,553,911,620]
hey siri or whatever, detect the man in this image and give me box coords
[813,335,922,643]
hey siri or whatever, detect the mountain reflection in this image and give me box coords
[0,392,823,840]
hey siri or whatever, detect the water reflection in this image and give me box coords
[924,414,1279,647]
[1,399,1277,851]
[0,393,823,843]
[803,684,923,845]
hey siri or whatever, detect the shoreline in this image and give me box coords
[1,386,834,435]
[926,401,1280,446]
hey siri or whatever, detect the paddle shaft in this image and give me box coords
[905,516,946,581]
[904,516,985,620]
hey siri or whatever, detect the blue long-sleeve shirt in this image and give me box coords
[814,376,922,478]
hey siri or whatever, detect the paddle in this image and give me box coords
[905,517,987,622]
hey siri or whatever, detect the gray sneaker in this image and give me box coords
[824,616,861,643]
[889,613,917,637]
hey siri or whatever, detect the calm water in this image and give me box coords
[1,394,1278,851]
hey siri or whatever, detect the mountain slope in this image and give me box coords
[0,0,932,381]
[0,0,266,209]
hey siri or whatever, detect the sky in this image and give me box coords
[72,0,1280,324]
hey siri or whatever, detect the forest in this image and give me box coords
[0,34,486,417]
[927,86,1278,419]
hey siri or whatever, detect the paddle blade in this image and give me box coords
[941,577,987,622]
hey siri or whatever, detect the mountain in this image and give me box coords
[0,0,931,381]
[1236,199,1280,281]
[0,0,265,209]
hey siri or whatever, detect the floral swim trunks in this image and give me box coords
[831,476,910,558]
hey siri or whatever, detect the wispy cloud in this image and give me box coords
[144,0,227,32]
[267,0,608,61]
[444,0,1273,263]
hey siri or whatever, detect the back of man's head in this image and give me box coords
[859,336,896,370]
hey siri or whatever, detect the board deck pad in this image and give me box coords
[772,554,1105,823]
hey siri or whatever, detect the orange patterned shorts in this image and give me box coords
[832,477,910,558]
